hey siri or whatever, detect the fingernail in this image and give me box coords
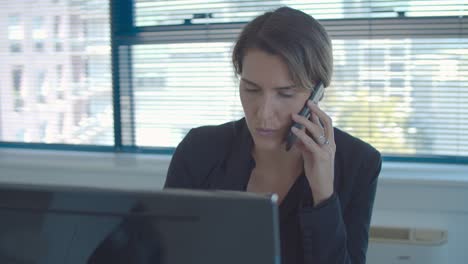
[291,126,299,132]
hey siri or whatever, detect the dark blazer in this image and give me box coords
[164,118,382,264]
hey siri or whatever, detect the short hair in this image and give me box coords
[232,6,333,90]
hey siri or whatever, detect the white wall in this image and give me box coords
[372,171,468,263]
[1,148,467,263]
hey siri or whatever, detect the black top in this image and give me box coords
[164,118,382,264]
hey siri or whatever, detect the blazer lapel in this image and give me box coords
[213,118,255,191]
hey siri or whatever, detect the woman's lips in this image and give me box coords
[256,128,278,136]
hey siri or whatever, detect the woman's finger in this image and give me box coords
[292,113,325,145]
[291,126,320,153]
[307,101,334,142]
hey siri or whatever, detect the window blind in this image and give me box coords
[127,0,467,158]
[0,0,113,145]
[135,0,466,26]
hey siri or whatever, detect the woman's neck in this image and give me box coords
[252,145,303,171]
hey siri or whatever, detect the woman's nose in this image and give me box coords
[257,95,277,120]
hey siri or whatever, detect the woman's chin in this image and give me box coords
[253,137,284,151]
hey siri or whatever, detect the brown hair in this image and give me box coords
[232,6,333,90]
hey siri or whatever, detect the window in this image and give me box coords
[69,15,84,39]
[130,42,239,147]
[127,0,468,159]
[36,70,47,103]
[0,1,466,162]
[53,15,63,52]
[12,66,24,112]
[56,65,64,99]
[33,16,46,52]
[39,121,48,141]
[0,1,112,145]
[53,16,60,36]
[15,129,25,142]
[71,55,84,84]
[58,112,65,135]
[8,14,23,53]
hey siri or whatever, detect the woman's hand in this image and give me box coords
[291,100,336,207]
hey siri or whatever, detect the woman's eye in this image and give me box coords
[244,87,259,93]
[279,92,294,98]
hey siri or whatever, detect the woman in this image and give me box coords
[165,6,382,264]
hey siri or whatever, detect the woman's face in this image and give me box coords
[240,49,311,151]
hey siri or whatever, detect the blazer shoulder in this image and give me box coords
[334,127,382,184]
[165,120,241,189]
[184,119,240,156]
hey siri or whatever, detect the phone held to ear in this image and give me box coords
[285,81,325,151]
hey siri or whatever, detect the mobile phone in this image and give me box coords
[285,81,325,151]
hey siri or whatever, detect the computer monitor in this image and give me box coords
[0,185,280,264]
